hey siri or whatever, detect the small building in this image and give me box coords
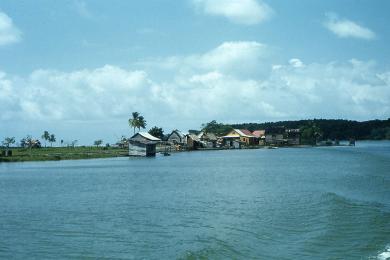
[197,132,218,148]
[167,130,186,145]
[186,134,202,150]
[129,132,161,157]
[252,130,266,145]
[265,127,286,146]
[222,129,256,147]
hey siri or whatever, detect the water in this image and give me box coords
[0,141,389,259]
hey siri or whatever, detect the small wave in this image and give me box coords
[377,245,390,260]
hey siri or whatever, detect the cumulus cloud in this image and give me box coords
[140,41,269,77]
[1,41,389,131]
[324,13,376,40]
[192,0,273,25]
[0,11,21,46]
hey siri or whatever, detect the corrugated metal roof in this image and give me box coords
[235,129,255,137]
[223,129,255,138]
[132,132,161,141]
[187,134,200,141]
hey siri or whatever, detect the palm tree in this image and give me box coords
[129,112,140,134]
[49,134,56,147]
[137,116,147,132]
[42,131,50,147]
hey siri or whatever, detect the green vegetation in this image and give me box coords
[197,118,390,141]
[148,126,164,139]
[42,131,50,147]
[299,122,323,145]
[0,146,128,162]
[201,120,233,136]
[2,137,15,148]
[128,112,147,134]
[94,139,103,147]
[231,119,390,140]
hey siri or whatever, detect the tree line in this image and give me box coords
[231,118,390,140]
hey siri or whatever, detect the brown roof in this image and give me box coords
[239,129,255,137]
[252,130,265,138]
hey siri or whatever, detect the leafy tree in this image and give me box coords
[94,140,103,147]
[129,112,140,134]
[300,122,323,145]
[370,127,390,140]
[2,137,15,148]
[61,139,64,147]
[201,120,233,136]
[20,135,41,155]
[49,134,56,147]
[41,131,50,147]
[148,126,164,139]
[231,118,390,140]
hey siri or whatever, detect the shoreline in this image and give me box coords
[0,143,357,163]
[0,147,129,163]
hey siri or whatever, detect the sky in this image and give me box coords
[1,0,390,145]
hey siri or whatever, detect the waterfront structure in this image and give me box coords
[167,130,186,145]
[264,127,286,146]
[129,132,161,157]
[252,130,266,145]
[186,134,202,150]
[198,132,218,148]
[222,129,256,147]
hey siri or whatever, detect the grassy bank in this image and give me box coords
[0,147,129,162]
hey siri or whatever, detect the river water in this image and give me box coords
[0,141,389,259]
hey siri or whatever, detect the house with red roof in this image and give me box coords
[222,129,257,147]
[252,130,266,145]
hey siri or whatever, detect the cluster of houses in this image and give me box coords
[129,127,301,157]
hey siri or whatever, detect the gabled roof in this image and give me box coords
[198,132,218,140]
[238,129,254,137]
[131,132,161,141]
[252,130,265,138]
[223,129,255,138]
[169,130,185,139]
[187,134,200,142]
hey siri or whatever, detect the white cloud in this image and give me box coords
[324,13,376,40]
[289,58,304,68]
[1,42,389,133]
[141,41,269,77]
[0,11,21,46]
[192,0,273,25]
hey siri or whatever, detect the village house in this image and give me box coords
[264,127,286,146]
[186,134,202,150]
[222,129,256,148]
[252,130,266,145]
[167,130,186,145]
[129,132,161,157]
[197,132,218,148]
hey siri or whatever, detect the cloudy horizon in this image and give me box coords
[1,0,389,144]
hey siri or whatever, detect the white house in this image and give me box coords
[129,132,161,157]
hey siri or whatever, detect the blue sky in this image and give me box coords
[1,0,390,145]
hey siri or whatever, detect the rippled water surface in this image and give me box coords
[1,141,389,259]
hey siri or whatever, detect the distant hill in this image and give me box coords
[231,119,390,140]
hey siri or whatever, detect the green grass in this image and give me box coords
[0,146,129,162]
